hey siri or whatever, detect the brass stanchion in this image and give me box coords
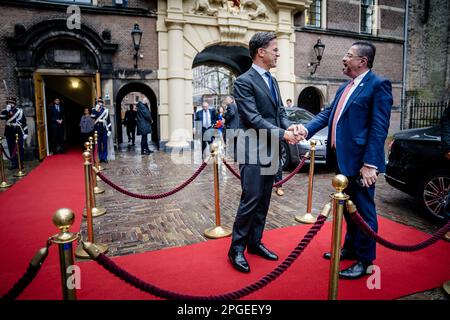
[50,208,79,300]
[13,134,26,177]
[90,137,104,195]
[81,142,106,218]
[327,174,349,300]
[204,142,232,239]
[0,137,12,188]
[94,131,104,172]
[296,140,318,224]
[76,151,108,259]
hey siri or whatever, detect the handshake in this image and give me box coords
[283,124,307,145]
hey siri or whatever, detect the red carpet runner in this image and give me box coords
[0,151,449,300]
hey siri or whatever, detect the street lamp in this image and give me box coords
[307,38,325,75]
[131,23,143,69]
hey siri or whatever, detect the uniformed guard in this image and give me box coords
[91,97,111,163]
[0,96,28,169]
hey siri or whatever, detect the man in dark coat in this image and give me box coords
[194,101,216,154]
[49,97,65,154]
[223,95,239,161]
[123,104,137,146]
[136,97,153,155]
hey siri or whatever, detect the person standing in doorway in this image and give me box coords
[91,97,111,163]
[195,101,216,155]
[123,104,137,146]
[136,97,153,155]
[49,97,65,154]
[79,107,95,151]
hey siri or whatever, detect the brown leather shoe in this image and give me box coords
[275,187,284,196]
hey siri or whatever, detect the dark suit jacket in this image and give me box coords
[305,70,392,176]
[224,102,239,130]
[233,67,290,165]
[195,108,216,129]
[49,103,64,128]
[136,102,152,135]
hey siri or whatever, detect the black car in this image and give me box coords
[385,125,450,223]
[280,107,328,170]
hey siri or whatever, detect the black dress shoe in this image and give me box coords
[323,248,357,261]
[228,249,250,273]
[247,244,278,261]
[339,261,372,280]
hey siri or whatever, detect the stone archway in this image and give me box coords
[115,82,159,145]
[298,86,324,115]
[7,19,118,157]
[193,45,252,76]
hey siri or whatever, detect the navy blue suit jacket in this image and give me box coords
[305,70,392,176]
[195,108,216,128]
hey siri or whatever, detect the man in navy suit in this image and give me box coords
[227,32,302,273]
[49,97,65,154]
[301,41,393,279]
[194,101,216,155]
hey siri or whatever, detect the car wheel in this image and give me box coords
[280,141,291,170]
[418,171,450,223]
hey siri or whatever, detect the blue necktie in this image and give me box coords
[265,72,277,103]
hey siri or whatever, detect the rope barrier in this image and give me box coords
[0,243,51,300]
[85,214,327,300]
[96,160,209,200]
[348,203,450,251]
[1,144,17,161]
[223,156,308,188]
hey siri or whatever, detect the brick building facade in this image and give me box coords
[0,0,407,160]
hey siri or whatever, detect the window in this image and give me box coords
[306,0,321,28]
[361,0,375,34]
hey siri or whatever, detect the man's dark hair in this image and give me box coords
[352,41,376,68]
[249,32,277,59]
[129,104,134,110]
[286,98,292,103]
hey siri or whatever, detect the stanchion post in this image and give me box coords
[0,137,12,188]
[81,142,106,218]
[76,151,108,259]
[94,131,103,172]
[328,174,349,300]
[296,140,318,224]
[89,137,104,195]
[13,134,26,178]
[204,142,232,239]
[50,208,79,300]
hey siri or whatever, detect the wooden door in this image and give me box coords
[34,73,47,160]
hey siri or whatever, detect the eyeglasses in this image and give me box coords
[344,53,364,59]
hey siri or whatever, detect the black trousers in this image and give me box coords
[51,124,64,153]
[141,133,149,151]
[127,125,136,144]
[6,132,24,168]
[230,164,276,252]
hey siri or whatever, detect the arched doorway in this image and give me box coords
[8,19,118,159]
[115,82,158,145]
[298,86,324,115]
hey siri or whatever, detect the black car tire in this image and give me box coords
[418,171,450,223]
[280,141,291,170]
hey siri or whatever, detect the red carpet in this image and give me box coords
[0,151,449,300]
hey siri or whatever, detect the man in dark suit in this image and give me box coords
[194,101,216,155]
[223,95,239,161]
[49,97,65,154]
[301,41,393,279]
[228,32,302,273]
[136,97,153,155]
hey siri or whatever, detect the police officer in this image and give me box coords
[0,97,28,169]
[91,97,111,163]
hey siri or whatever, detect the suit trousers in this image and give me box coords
[98,131,108,162]
[230,164,276,252]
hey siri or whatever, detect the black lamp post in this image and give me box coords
[308,38,325,75]
[131,23,143,69]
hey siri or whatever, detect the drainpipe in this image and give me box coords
[401,0,409,130]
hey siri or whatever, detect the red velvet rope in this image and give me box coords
[1,144,17,161]
[222,156,308,188]
[350,209,450,251]
[97,161,208,199]
[91,214,327,300]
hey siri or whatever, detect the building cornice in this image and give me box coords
[295,27,404,44]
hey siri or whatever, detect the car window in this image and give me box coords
[286,109,315,124]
